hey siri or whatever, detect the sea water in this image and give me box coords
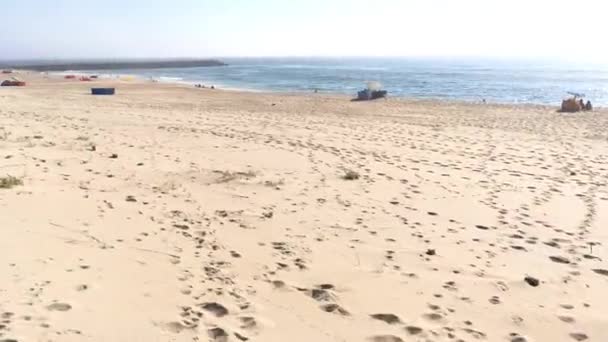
[86,57,608,105]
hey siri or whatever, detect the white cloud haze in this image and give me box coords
[1,0,606,61]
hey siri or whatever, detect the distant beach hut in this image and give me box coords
[65,75,76,79]
[2,70,13,74]
[91,88,115,95]
[90,75,99,79]
[80,76,92,81]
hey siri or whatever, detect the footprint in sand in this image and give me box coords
[239,316,258,330]
[558,316,576,323]
[368,335,403,342]
[370,313,402,325]
[489,296,501,305]
[404,326,424,335]
[422,312,445,323]
[271,280,287,289]
[75,284,89,291]
[46,303,72,312]
[320,304,350,316]
[201,302,229,317]
[234,332,249,341]
[592,269,608,276]
[162,321,196,333]
[509,333,530,342]
[569,333,589,341]
[462,327,487,339]
[208,327,229,342]
[550,256,571,264]
[307,288,336,302]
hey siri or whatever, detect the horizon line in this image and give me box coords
[0,55,601,63]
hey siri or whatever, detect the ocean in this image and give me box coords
[84,57,608,105]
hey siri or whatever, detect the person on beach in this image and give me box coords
[586,100,593,111]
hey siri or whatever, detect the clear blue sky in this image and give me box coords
[2,0,606,60]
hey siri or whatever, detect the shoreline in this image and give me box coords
[7,69,583,110]
[6,67,602,108]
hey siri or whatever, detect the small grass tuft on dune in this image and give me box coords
[342,170,360,180]
[214,170,258,183]
[0,175,23,189]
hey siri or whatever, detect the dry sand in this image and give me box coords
[1,73,608,342]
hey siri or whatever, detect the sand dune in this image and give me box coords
[1,73,607,342]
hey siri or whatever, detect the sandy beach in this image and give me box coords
[1,73,608,342]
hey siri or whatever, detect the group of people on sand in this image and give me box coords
[579,99,593,111]
[195,84,215,89]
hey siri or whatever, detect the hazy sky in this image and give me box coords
[2,0,606,60]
